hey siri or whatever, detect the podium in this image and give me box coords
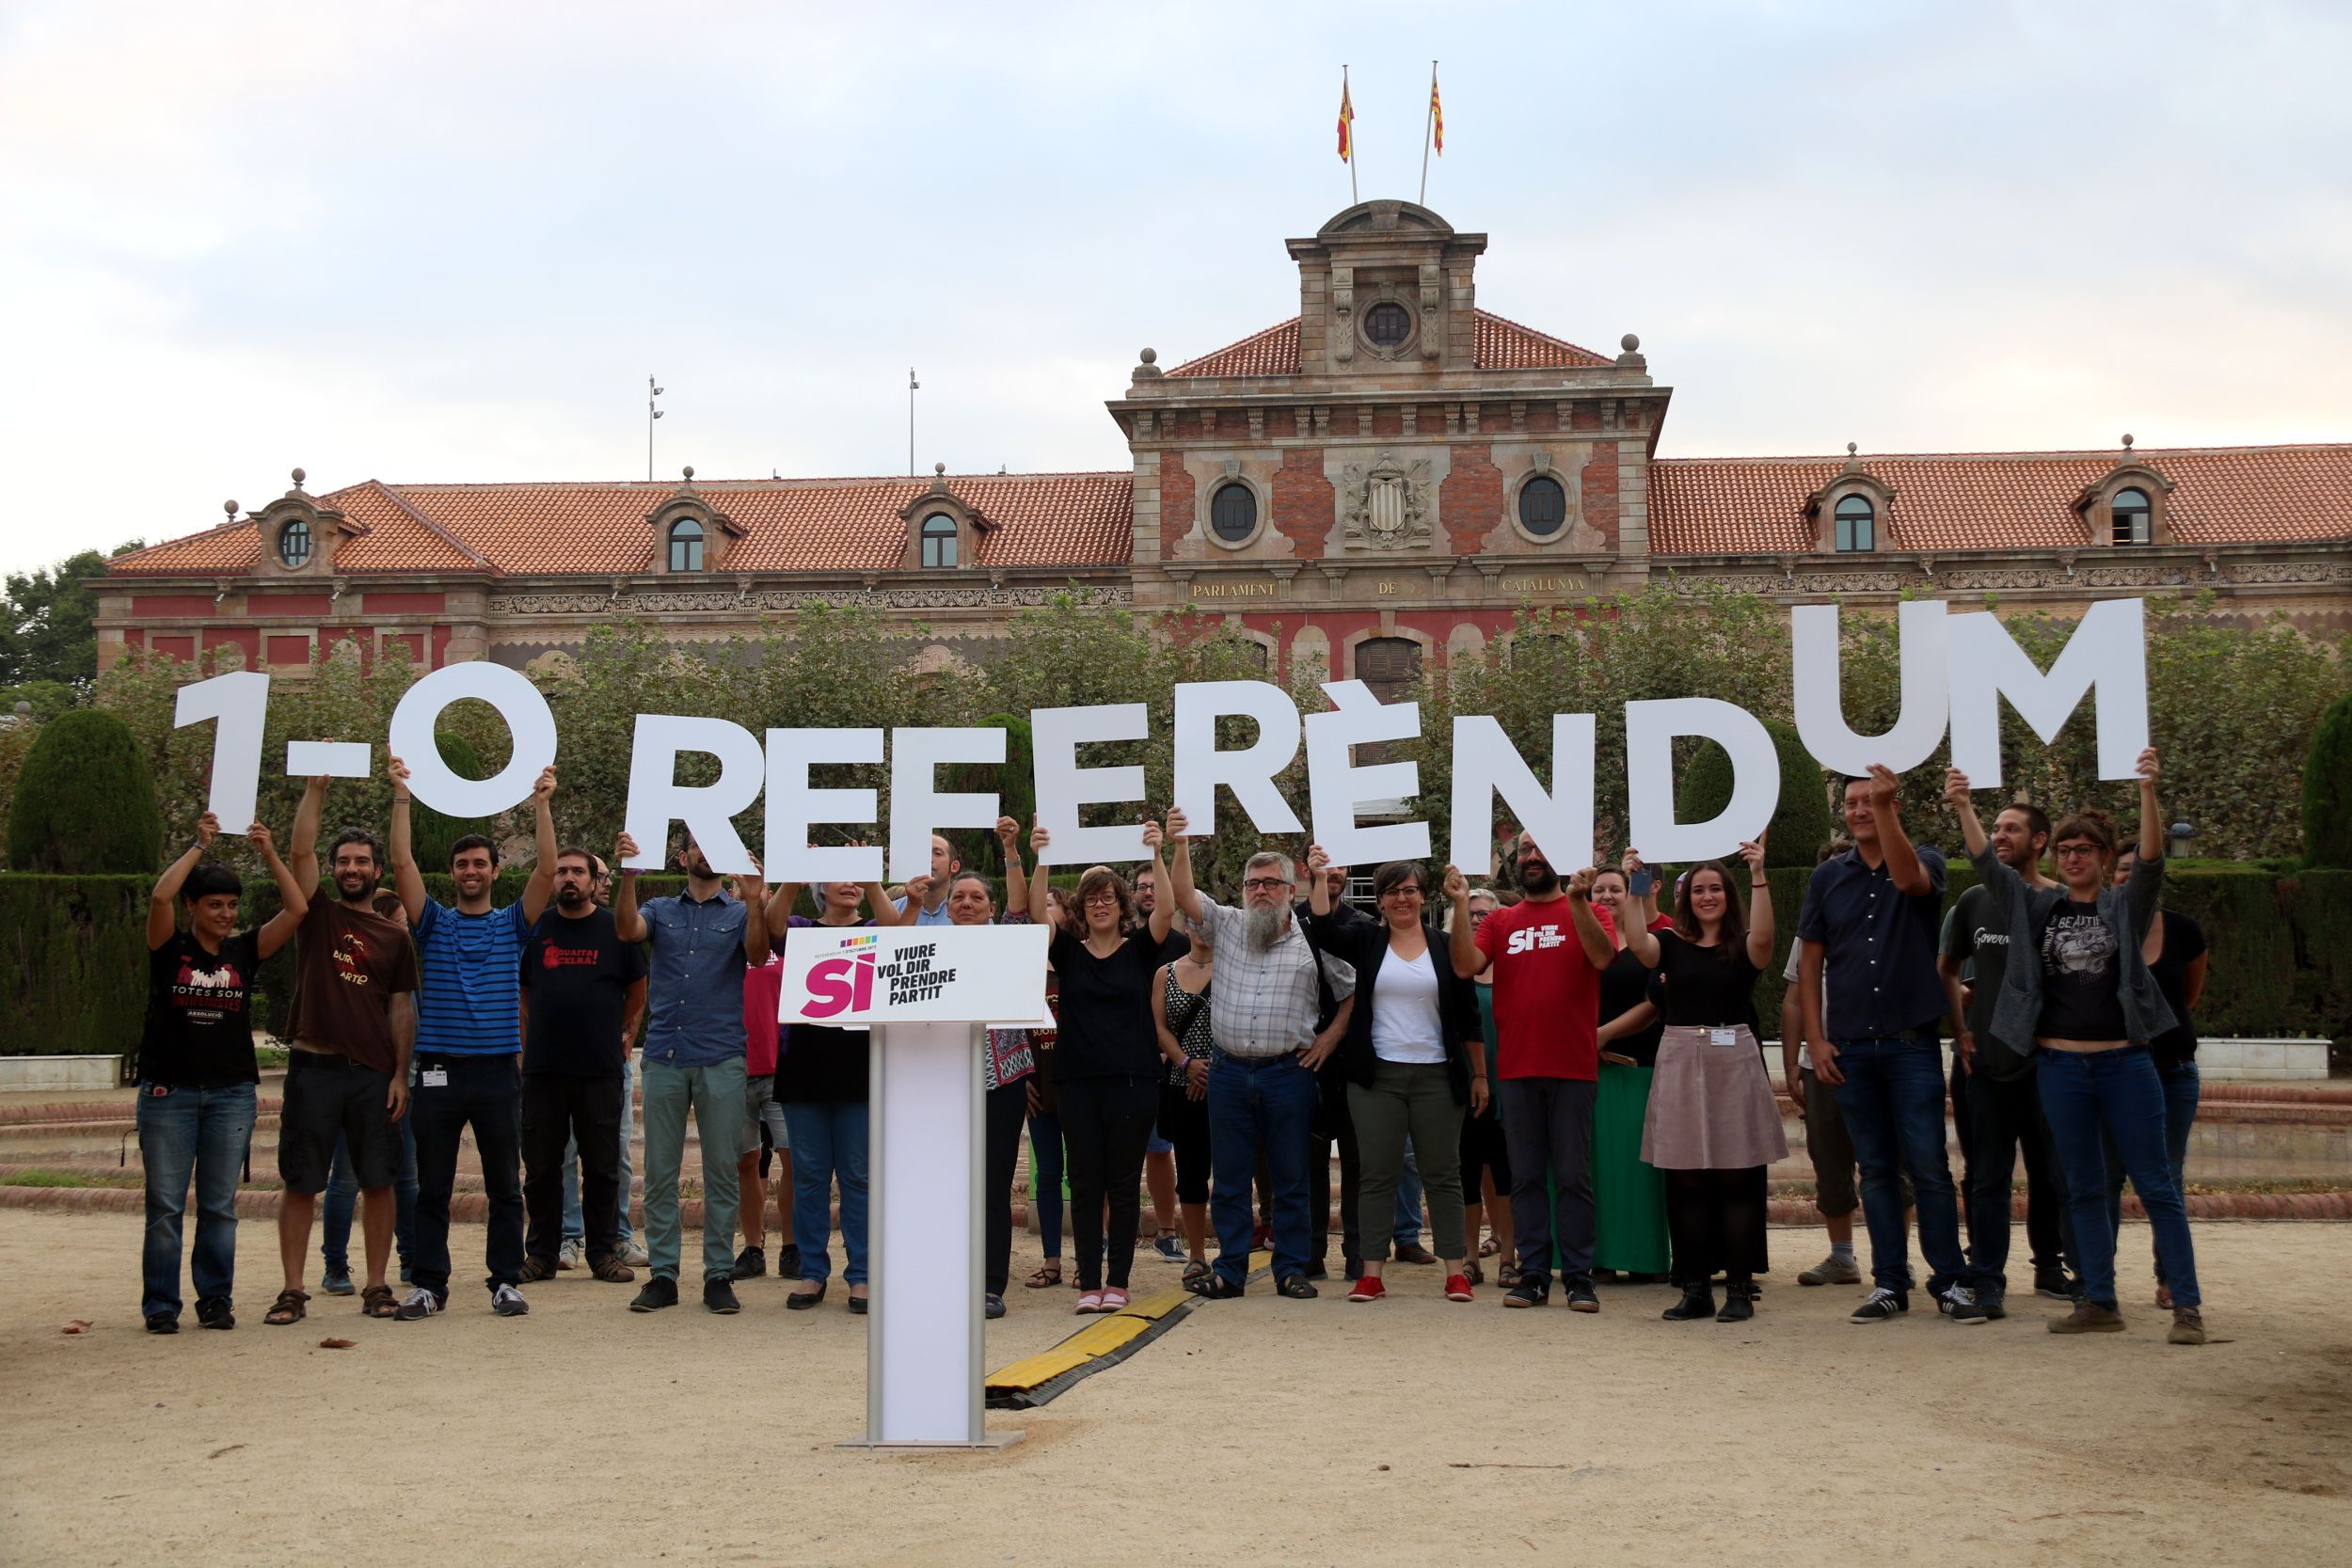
[777,923,1049,1450]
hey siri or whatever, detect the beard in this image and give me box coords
[556,885,587,909]
[1519,862,1559,895]
[1245,901,1288,950]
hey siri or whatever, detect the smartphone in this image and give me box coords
[1629,869,1654,898]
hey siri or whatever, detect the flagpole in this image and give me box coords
[1344,64,1358,204]
[1419,60,1436,205]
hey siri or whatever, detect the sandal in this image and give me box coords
[264,1288,309,1326]
[1185,1274,1245,1299]
[1465,1259,1485,1286]
[1074,1291,1104,1314]
[360,1284,399,1319]
[1499,1261,1522,1289]
[1101,1287,1131,1312]
[1183,1259,1212,1286]
[1479,1236,1502,1258]
[1024,1259,1063,1290]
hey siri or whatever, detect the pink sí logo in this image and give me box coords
[802,938,880,1020]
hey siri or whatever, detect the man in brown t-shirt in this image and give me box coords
[268,771,420,1327]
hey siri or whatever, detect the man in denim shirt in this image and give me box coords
[1796,766,1983,1326]
[613,829,771,1314]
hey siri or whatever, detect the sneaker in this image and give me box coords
[2167,1307,2207,1346]
[1150,1231,1186,1264]
[1850,1288,1909,1323]
[195,1297,235,1331]
[392,1287,446,1323]
[775,1243,802,1277]
[704,1278,741,1314]
[1937,1284,1988,1324]
[2032,1264,2073,1300]
[1504,1275,1551,1309]
[1797,1253,1862,1287]
[557,1239,580,1272]
[1347,1275,1387,1303]
[628,1275,679,1313]
[491,1284,529,1317]
[1564,1278,1600,1313]
[320,1266,356,1296]
[518,1256,559,1284]
[729,1245,766,1281]
[2049,1301,2127,1334]
[984,1293,1007,1320]
[620,1241,651,1269]
[144,1314,179,1334]
[1444,1274,1474,1303]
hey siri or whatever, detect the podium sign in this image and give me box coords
[780,924,1049,1448]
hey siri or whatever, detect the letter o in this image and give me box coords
[386,662,559,816]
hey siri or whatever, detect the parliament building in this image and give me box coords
[101,202,2352,694]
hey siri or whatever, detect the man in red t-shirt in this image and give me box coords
[1445,832,1614,1310]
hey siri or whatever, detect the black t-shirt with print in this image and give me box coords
[2036,899,2128,1041]
[519,908,646,1077]
[141,931,263,1087]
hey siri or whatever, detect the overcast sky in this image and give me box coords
[5,0,2348,575]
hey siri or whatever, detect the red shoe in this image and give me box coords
[1445,1274,1475,1303]
[1347,1275,1386,1303]
[1253,1222,1272,1250]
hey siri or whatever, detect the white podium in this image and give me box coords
[776,923,1048,1450]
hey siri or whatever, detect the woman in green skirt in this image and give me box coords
[1591,865,1671,1280]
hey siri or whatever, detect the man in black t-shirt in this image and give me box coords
[519,846,648,1284]
[138,811,310,1332]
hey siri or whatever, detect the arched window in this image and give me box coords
[1363,301,1411,348]
[2111,486,2151,546]
[1834,494,1875,552]
[278,517,312,568]
[920,513,959,568]
[667,517,705,572]
[1518,475,1566,537]
[1355,636,1422,701]
[1210,483,1258,544]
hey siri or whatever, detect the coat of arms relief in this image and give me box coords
[1340,449,1434,551]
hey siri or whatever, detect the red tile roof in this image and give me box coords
[1648,444,2352,555]
[108,472,1137,577]
[1163,309,1612,377]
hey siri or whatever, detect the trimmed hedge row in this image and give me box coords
[6,865,2348,1066]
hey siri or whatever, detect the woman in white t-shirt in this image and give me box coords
[1304,849,1489,1304]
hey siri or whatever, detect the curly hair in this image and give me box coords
[1074,865,1134,929]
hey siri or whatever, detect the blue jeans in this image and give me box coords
[782,1101,869,1286]
[137,1083,256,1320]
[1027,1111,1066,1259]
[1206,1051,1318,1288]
[563,1055,638,1247]
[2103,1059,2200,1284]
[2040,1047,2200,1309]
[1394,1139,1424,1244]
[1831,1036,1966,1296]
[323,1113,419,1274]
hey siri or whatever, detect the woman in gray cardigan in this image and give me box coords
[1944,749,2204,1346]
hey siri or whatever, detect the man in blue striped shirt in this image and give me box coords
[386,755,557,1322]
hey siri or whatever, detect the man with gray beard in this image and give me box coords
[1168,812,1355,1299]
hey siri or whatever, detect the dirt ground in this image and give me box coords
[1,1210,2345,1568]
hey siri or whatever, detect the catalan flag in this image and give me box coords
[1430,71,1443,154]
[1337,71,1355,163]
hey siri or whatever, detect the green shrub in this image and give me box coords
[1678,717,1836,862]
[7,708,163,873]
[0,876,151,1058]
[2301,690,2352,869]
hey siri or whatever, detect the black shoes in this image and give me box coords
[1850,1287,1910,1323]
[775,1243,803,1278]
[1503,1274,1551,1308]
[1563,1277,1599,1313]
[985,1294,1007,1320]
[729,1245,766,1281]
[786,1282,828,1310]
[2032,1265,2074,1300]
[1715,1282,1757,1323]
[1276,1275,1319,1299]
[1661,1284,1716,1321]
[629,1275,679,1312]
[144,1314,179,1334]
[195,1297,234,1331]
[704,1278,741,1314]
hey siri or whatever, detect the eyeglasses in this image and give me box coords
[2053,844,2101,860]
[1082,892,1120,907]
[1381,886,1424,898]
[1242,878,1291,892]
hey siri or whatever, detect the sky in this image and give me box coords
[3,0,2349,575]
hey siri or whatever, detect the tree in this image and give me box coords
[8,707,163,873]
[0,545,140,689]
[2303,690,2352,869]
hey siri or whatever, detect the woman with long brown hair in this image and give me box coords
[1622,839,1783,1323]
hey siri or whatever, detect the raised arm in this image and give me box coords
[518,766,558,926]
[1025,816,1057,931]
[1739,835,1774,971]
[997,816,1028,918]
[1442,863,1489,978]
[740,850,771,966]
[763,880,804,938]
[1867,764,1932,896]
[1944,766,1991,861]
[250,821,310,958]
[1141,820,1173,945]
[2124,748,2167,940]
[1305,843,1334,917]
[611,832,647,942]
[1622,848,1663,968]
[289,772,327,895]
[1165,807,1202,925]
[1564,868,1616,970]
[1946,766,2020,918]
[387,755,427,924]
[149,814,219,948]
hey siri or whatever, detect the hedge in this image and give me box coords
[8,708,162,874]
[7,864,2347,1069]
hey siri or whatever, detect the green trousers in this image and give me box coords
[641,1056,746,1285]
[1347,1060,1468,1261]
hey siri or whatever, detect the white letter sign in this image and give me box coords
[174,671,269,832]
[765,727,884,884]
[387,661,559,817]
[1792,599,1950,775]
[1947,597,2149,786]
[1303,680,1428,866]
[1626,697,1781,863]
[1171,680,1303,835]
[888,727,1005,883]
[1029,704,1151,866]
[623,714,765,874]
[1448,713,1596,876]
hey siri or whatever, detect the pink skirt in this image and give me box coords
[1640,1024,1789,1171]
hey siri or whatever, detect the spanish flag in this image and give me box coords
[1430,71,1443,154]
[1337,72,1355,162]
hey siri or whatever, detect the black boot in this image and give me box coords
[1661,1280,1716,1321]
[1716,1279,1756,1323]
